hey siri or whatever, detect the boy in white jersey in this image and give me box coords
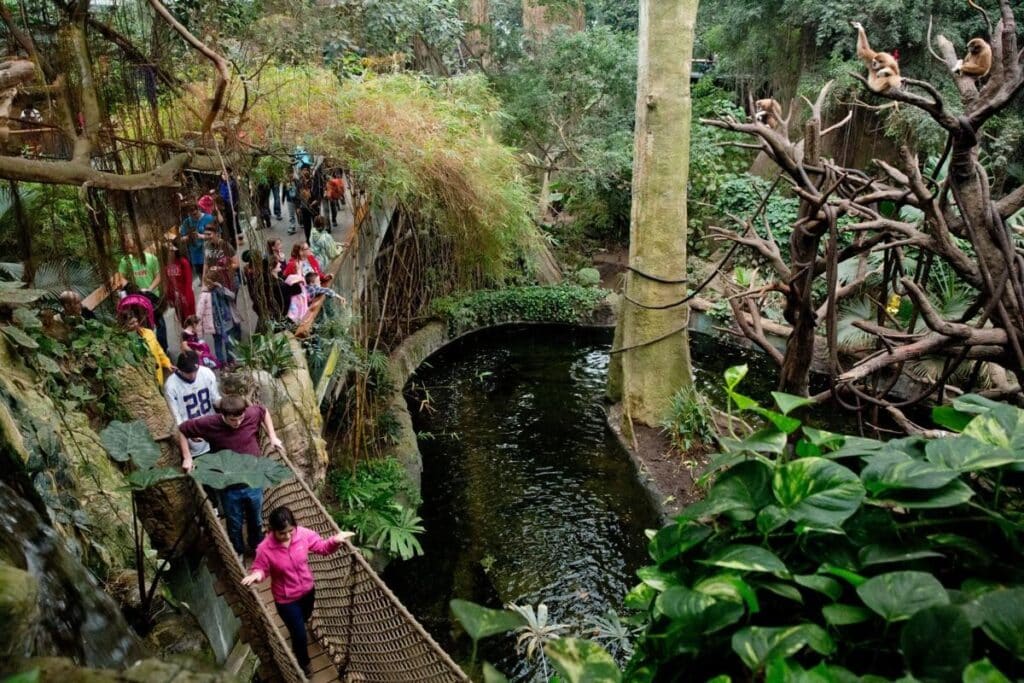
[165,350,222,456]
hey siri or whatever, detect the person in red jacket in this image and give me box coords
[164,241,196,324]
[283,242,332,285]
[241,506,354,676]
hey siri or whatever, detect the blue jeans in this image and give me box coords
[155,314,168,352]
[213,325,240,365]
[287,198,297,227]
[221,486,263,554]
[276,589,315,669]
[271,184,282,218]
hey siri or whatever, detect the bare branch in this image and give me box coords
[0,152,192,189]
[146,0,231,136]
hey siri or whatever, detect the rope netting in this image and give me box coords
[191,478,307,683]
[193,448,467,682]
[262,451,469,683]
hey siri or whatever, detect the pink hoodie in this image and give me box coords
[250,526,341,603]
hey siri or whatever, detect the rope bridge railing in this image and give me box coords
[190,478,309,683]
[263,450,470,683]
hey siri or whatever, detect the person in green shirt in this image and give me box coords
[118,237,162,296]
[119,236,168,351]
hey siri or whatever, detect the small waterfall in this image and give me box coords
[0,481,145,668]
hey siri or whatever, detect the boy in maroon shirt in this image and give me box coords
[177,395,285,556]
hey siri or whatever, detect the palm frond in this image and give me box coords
[836,297,877,353]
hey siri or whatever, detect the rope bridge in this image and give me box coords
[196,450,469,683]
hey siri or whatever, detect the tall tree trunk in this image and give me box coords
[522,0,584,43]
[614,0,697,428]
[463,0,490,67]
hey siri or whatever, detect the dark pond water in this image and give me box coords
[383,325,856,679]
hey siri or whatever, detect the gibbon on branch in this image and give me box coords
[702,0,1024,419]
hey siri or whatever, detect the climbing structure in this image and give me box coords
[199,451,468,683]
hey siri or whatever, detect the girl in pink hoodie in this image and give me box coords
[241,506,354,676]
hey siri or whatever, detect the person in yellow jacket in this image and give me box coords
[120,310,173,385]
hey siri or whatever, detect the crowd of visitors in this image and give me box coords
[99,150,349,386]
[44,151,357,679]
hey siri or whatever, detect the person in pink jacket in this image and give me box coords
[241,506,354,676]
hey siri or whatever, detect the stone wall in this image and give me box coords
[252,336,329,488]
[0,337,138,574]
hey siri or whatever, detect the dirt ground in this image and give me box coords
[606,403,706,520]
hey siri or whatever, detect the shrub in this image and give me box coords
[660,385,716,458]
[623,365,1024,681]
[444,367,1024,681]
[431,285,607,336]
[329,457,424,561]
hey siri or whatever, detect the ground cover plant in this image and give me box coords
[328,456,424,561]
[431,284,607,336]
[450,365,1024,682]
[625,366,1024,681]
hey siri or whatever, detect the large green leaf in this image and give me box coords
[721,428,788,455]
[925,437,1021,473]
[0,286,46,305]
[962,405,1024,450]
[100,420,161,468]
[900,605,972,682]
[793,574,842,601]
[1,325,38,349]
[126,467,184,490]
[449,600,526,643]
[655,586,745,635]
[695,573,760,613]
[822,604,871,625]
[976,589,1024,659]
[190,451,294,490]
[754,408,802,435]
[636,566,679,592]
[701,544,789,577]
[772,458,865,530]
[765,660,860,683]
[545,638,622,683]
[858,544,943,567]
[856,571,949,622]
[648,523,711,564]
[771,392,816,416]
[931,405,973,432]
[860,454,959,494]
[962,659,1012,683]
[724,364,749,392]
[870,479,974,510]
[731,624,835,671]
[700,461,773,522]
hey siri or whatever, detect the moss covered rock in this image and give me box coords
[0,561,40,661]
[0,337,136,574]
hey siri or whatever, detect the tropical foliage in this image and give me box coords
[432,284,607,336]
[622,366,1024,681]
[449,366,1024,681]
[329,457,425,561]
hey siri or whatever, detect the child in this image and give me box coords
[241,506,354,676]
[324,169,346,228]
[309,215,342,268]
[119,307,173,386]
[285,273,308,324]
[303,271,340,304]
[196,273,240,366]
[181,314,219,369]
[177,395,284,556]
